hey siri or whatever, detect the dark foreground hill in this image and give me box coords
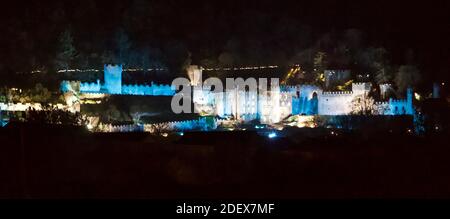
[0,123,449,198]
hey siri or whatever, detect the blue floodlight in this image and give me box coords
[268,132,277,138]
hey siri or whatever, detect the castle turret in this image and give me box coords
[379,83,392,100]
[104,64,122,94]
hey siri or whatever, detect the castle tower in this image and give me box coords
[104,64,122,94]
[352,82,372,97]
[379,83,392,100]
[188,65,204,114]
[187,65,202,86]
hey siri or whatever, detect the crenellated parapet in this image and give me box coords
[280,85,301,92]
[320,91,353,96]
[80,91,106,95]
[122,84,152,95]
[374,101,389,105]
[280,90,295,96]
[352,82,371,89]
[151,83,176,96]
[80,80,101,93]
[142,117,212,132]
[60,80,81,93]
[389,99,407,103]
[99,124,144,133]
[0,102,68,111]
[121,82,175,96]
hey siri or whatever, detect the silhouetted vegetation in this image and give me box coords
[0,1,447,94]
[0,125,448,198]
[18,105,86,125]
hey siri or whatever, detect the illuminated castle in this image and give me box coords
[61,65,415,125]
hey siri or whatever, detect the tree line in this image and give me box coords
[0,0,424,95]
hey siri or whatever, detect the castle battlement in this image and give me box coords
[352,82,371,85]
[81,92,106,95]
[61,80,81,83]
[375,101,389,105]
[280,91,295,96]
[80,80,100,86]
[389,98,407,103]
[280,85,301,89]
[352,82,372,89]
[321,91,353,96]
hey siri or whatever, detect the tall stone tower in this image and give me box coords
[379,83,392,100]
[104,64,122,94]
[352,82,372,97]
[187,65,202,86]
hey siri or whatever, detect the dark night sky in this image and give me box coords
[1,0,449,82]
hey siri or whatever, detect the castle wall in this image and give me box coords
[237,90,258,121]
[121,83,175,96]
[60,81,81,93]
[195,84,317,123]
[388,100,407,115]
[80,80,101,93]
[279,92,293,121]
[388,99,413,115]
[293,85,321,115]
[259,92,278,124]
[318,91,353,115]
[122,84,152,95]
[193,86,210,105]
[214,92,225,117]
[373,88,413,116]
[142,117,213,132]
[259,90,287,124]
[218,89,259,121]
[0,102,67,111]
[373,101,390,115]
